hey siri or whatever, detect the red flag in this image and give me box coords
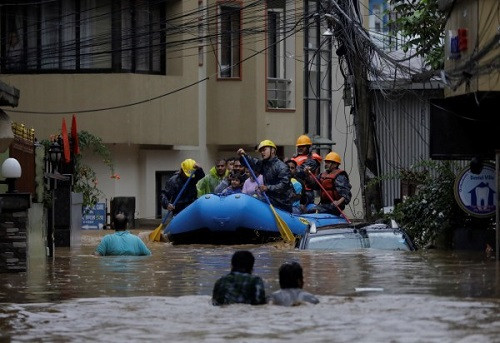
[61,118,71,163]
[71,114,80,155]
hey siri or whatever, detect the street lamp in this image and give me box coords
[1,157,22,193]
[49,140,62,174]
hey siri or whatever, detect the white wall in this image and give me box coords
[83,144,203,221]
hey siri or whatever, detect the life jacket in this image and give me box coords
[292,152,323,166]
[292,152,323,191]
[319,169,346,203]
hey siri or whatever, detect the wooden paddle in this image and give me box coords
[149,173,194,242]
[241,155,295,244]
[306,169,351,223]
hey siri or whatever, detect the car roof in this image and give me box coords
[300,221,416,251]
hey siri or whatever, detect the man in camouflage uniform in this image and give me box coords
[212,250,266,306]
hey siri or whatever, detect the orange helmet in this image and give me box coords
[296,135,312,147]
[325,152,341,164]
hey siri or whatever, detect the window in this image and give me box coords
[303,0,332,137]
[266,1,295,110]
[267,9,284,79]
[217,3,241,78]
[1,0,165,74]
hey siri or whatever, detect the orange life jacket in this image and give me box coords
[319,169,346,203]
[292,153,323,191]
[292,152,323,166]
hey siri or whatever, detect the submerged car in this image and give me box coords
[298,221,416,251]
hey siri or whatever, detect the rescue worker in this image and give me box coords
[292,135,323,204]
[309,151,351,215]
[160,159,205,215]
[237,140,294,212]
[196,158,228,197]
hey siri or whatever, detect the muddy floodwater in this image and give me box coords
[1,230,499,342]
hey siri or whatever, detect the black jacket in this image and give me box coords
[241,155,294,212]
[160,168,205,215]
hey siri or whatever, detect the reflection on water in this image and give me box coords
[1,230,499,342]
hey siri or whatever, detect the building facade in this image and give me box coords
[0,0,363,222]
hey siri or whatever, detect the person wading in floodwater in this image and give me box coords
[212,250,266,305]
[95,213,151,256]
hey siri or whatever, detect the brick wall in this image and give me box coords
[0,194,30,273]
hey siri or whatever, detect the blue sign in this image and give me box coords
[82,202,107,230]
[454,163,496,218]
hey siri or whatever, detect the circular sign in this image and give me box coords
[454,163,496,218]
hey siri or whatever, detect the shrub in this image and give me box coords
[388,161,466,248]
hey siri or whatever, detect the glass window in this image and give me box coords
[1,0,165,74]
[304,0,332,137]
[80,0,112,69]
[266,0,295,110]
[5,8,24,70]
[367,231,411,251]
[61,2,76,69]
[218,3,241,78]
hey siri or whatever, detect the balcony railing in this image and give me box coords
[267,77,292,109]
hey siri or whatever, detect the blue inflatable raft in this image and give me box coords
[165,193,347,244]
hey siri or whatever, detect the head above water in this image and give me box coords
[231,250,255,274]
[113,213,128,231]
[279,261,304,289]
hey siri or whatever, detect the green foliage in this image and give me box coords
[41,131,115,210]
[389,161,466,249]
[73,131,115,209]
[387,0,447,70]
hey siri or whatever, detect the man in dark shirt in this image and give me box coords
[212,250,266,306]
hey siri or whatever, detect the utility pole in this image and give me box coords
[334,0,382,219]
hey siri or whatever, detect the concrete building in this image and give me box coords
[0,0,363,224]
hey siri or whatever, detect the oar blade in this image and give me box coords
[270,205,295,244]
[149,223,165,242]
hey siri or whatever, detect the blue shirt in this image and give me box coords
[290,178,303,207]
[95,231,151,256]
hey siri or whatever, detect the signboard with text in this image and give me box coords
[82,202,106,230]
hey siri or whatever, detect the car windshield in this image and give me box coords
[306,234,363,250]
[368,231,411,251]
[305,230,411,251]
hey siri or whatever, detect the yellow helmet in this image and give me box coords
[181,158,196,176]
[325,152,341,164]
[257,139,277,150]
[296,135,312,146]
